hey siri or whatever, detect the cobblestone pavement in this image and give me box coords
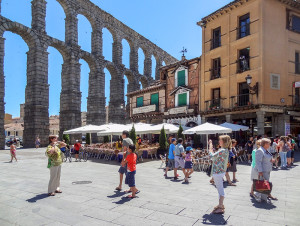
[0,148,299,226]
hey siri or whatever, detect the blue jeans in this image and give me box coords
[280,152,287,168]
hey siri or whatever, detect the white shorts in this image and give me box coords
[175,156,185,169]
[213,173,226,198]
[250,167,258,181]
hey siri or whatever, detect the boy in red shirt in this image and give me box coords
[124,144,137,198]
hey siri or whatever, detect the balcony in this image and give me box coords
[237,23,250,40]
[211,70,221,80]
[230,94,253,108]
[205,99,225,111]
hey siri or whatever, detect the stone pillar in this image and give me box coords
[144,54,152,77]
[23,47,49,147]
[0,37,4,148]
[92,24,103,56]
[31,0,47,33]
[112,36,122,65]
[65,15,78,45]
[156,60,162,80]
[275,113,290,136]
[130,45,138,72]
[109,74,125,123]
[226,114,232,123]
[256,111,265,136]
[59,57,81,142]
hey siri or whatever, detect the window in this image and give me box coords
[212,27,221,49]
[150,93,159,109]
[270,74,280,90]
[177,70,186,86]
[238,48,250,73]
[211,88,221,109]
[296,87,300,105]
[238,13,250,39]
[291,15,300,33]
[136,96,143,108]
[296,52,300,74]
[211,58,221,79]
[238,82,249,106]
[178,93,187,107]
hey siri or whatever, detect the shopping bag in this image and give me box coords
[253,179,272,195]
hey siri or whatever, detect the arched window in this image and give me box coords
[77,15,92,52]
[45,0,65,40]
[3,32,28,118]
[138,48,145,75]
[2,0,31,27]
[124,76,129,105]
[48,46,63,116]
[151,55,157,79]
[104,68,112,106]
[102,28,113,62]
[122,39,130,69]
[79,59,90,112]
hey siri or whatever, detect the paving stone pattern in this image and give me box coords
[0,148,300,226]
[0,0,178,148]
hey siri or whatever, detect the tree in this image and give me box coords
[104,136,109,143]
[129,125,137,144]
[159,126,168,151]
[177,125,185,141]
[86,133,91,145]
[63,133,70,145]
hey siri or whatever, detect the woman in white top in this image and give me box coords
[269,138,278,168]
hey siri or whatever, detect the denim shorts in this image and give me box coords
[167,159,175,168]
[184,161,193,169]
[118,166,127,174]
[125,170,136,187]
[287,150,292,158]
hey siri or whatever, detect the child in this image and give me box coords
[124,144,138,198]
[184,146,193,183]
[9,141,17,162]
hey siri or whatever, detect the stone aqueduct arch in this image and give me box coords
[0,0,177,148]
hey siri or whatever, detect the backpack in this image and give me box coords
[282,143,290,152]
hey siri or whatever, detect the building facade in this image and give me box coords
[127,82,166,124]
[198,0,300,136]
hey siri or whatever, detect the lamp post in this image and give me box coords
[245,75,259,97]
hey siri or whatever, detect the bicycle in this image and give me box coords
[79,149,88,162]
[63,148,72,162]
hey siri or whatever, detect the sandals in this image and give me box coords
[268,195,278,201]
[55,190,62,193]
[228,182,236,186]
[127,195,136,199]
[212,206,225,214]
[115,187,122,191]
[48,193,55,196]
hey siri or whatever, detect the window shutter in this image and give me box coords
[178,93,187,106]
[177,70,186,86]
[150,93,159,108]
[136,97,143,107]
[270,74,280,90]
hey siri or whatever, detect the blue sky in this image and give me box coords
[2,0,231,117]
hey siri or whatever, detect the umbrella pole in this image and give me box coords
[111,134,113,148]
[206,134,208,150]
[90,133,92,145]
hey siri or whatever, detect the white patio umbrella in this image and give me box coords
[126,123,154,135]
[220,122,249,132]
[150,123,180,134]
[183,122,232,149]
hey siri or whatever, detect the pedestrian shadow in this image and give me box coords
[202,213,228,225]
[250,198,276,210]
[26,193,49,203]
[107,191,126,198]
[113,196,137,205]
[170,179,184,182]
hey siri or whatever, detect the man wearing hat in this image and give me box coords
[164,138,177,178]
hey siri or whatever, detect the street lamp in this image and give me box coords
[245,74,259,96]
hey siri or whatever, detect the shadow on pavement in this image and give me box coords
[250,198,276,210]
[26,193,49,203]
[202,213,228,225]
[113,196,137,205]
[107,191,126,198]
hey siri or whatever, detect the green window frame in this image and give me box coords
[150,93,159,109]
[136,96,144,108]
[178,93,187,106]
[177,70,186,86]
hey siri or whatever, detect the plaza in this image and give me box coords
[0,148,299,226]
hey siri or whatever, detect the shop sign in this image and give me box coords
[169,106,187,115]
[166,115,201,127]
[133,105,156,115]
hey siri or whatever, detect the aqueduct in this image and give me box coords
[0,0,177,148]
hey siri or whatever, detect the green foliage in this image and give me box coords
[86,133,91,145]
[159,126,168,151]
[129,125,137,144]
[193,134,201,149]
[63,133,70,145]
[104,136,109,143]
[177,125,185,141]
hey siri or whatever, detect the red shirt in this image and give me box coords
[126,153,137,172]
[74,142,81,151]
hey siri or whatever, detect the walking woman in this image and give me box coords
[9,141,17,162]
[278,136,288,169]
[46,135,63,196]
[250,139,261,197]
[208,135,231,214]
[35,136,40,149]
